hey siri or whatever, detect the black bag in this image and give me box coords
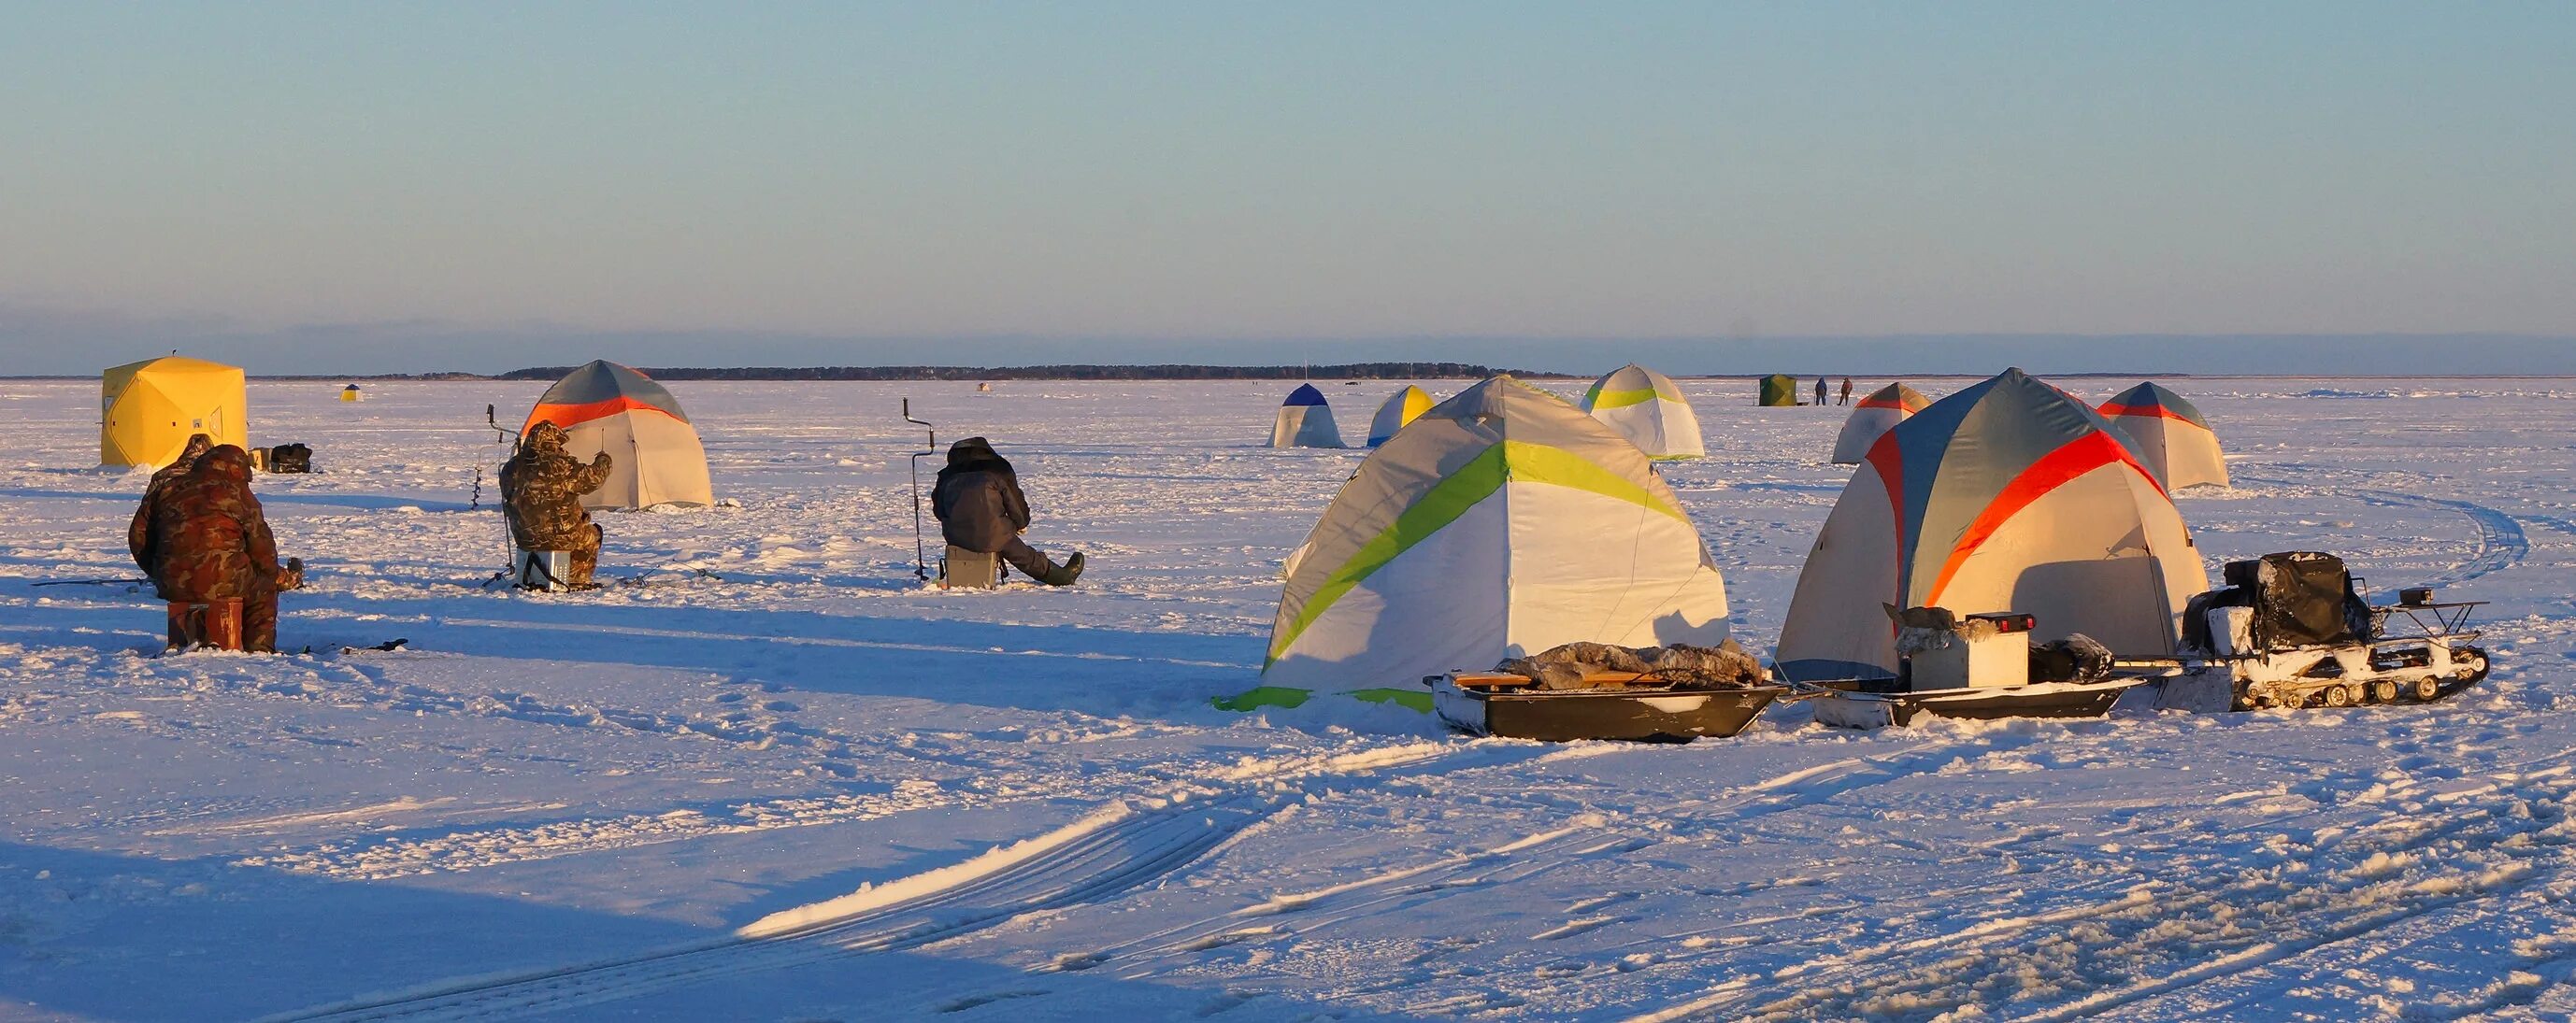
[2028,632,2115,683]
[2228,552,2372,648]
[266,443,312,474]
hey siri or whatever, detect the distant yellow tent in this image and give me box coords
[101,356,248,467]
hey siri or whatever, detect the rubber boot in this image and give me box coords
[1040,552,1085,587]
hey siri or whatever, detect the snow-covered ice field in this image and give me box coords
[5,375,2576,1022]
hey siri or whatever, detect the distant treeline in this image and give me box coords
[496,362,1536,381]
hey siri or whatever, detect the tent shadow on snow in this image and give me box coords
[0,841,1390,1023]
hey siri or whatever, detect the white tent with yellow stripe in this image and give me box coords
[1262,375,1732,690]
[1580,363,1704,459]
[1366,385,1433,447]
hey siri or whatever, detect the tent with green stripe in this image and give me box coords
[1261,375,1733,690]
[1580,364,1705,459]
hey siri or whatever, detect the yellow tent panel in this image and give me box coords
[101,356,248,467]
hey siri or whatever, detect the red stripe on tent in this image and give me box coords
[523,396,685,433]
[1866,433,1910,607]
[1922,431,2164,607]
[2098,401,2193,421]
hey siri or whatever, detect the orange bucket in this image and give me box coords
[166,599,245,651]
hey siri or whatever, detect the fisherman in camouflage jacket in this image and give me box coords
[129,445,300,651]
[500,421,611,587]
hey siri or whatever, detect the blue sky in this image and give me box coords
[3,2,2569,374]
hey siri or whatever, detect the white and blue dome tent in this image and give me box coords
[1269,383,1347,448]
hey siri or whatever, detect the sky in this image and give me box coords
[3,2,2572,375]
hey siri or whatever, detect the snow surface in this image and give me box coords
[5,376,2576,1021]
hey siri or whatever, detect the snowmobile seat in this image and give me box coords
[166,599,244,651]
[941,546,1002,590]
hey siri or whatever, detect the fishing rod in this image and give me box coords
[476,404,522,585]
[902,399,936,582]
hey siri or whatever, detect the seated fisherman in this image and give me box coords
[129,445,303,651]
[932,437,1083,586]
[499,422,612,588]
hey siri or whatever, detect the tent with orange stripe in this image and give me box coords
[522,360,715,510]
[1828,382,1930,463]
[2100,381,2229,489]
[1775,368,2208,682]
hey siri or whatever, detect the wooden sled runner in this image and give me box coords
[1430,671,1784,743]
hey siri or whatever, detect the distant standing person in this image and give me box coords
[1815,377,1827,406]
[501,422,612,588]
[933,437,1084,586]
[1839,377,1853,405]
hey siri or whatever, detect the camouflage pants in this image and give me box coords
[246,574,280,653]
[568,523,601,587]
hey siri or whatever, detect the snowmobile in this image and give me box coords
[1798,607,2146,730]
[2139,552,2490,712]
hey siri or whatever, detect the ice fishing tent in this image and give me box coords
[2101,382,2229,490]
[1829,383,1931,463]
[100,355,248,467]
[1367,385,1433,447]
[1759,374,1800,406]
[1580,364,1705,460]
[1269,384,1346,448]
[1262,375,1733,689]
[1775,368,2208,682]
[522,360,714,510]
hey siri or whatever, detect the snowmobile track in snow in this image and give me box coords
[2238,467,2529,590]
[1628,759,2576,1022]
[267,794,1278,1021]
[264,742,1534,1021]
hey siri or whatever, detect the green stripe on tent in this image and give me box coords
[1495,440,1688,521]
[1267,441,1512,665]
[1588,386,1665,409]
[1211,686,1313,711]
[1344,688,1433,713]
[1264,439,1688,667]
[1210,686,1433,714]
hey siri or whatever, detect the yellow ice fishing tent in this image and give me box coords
[1759,375,1801,406]
[100,356,248,467]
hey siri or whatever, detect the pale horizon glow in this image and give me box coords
[3,2,2571,374]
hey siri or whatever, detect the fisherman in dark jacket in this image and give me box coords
[932,437,1083,586]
